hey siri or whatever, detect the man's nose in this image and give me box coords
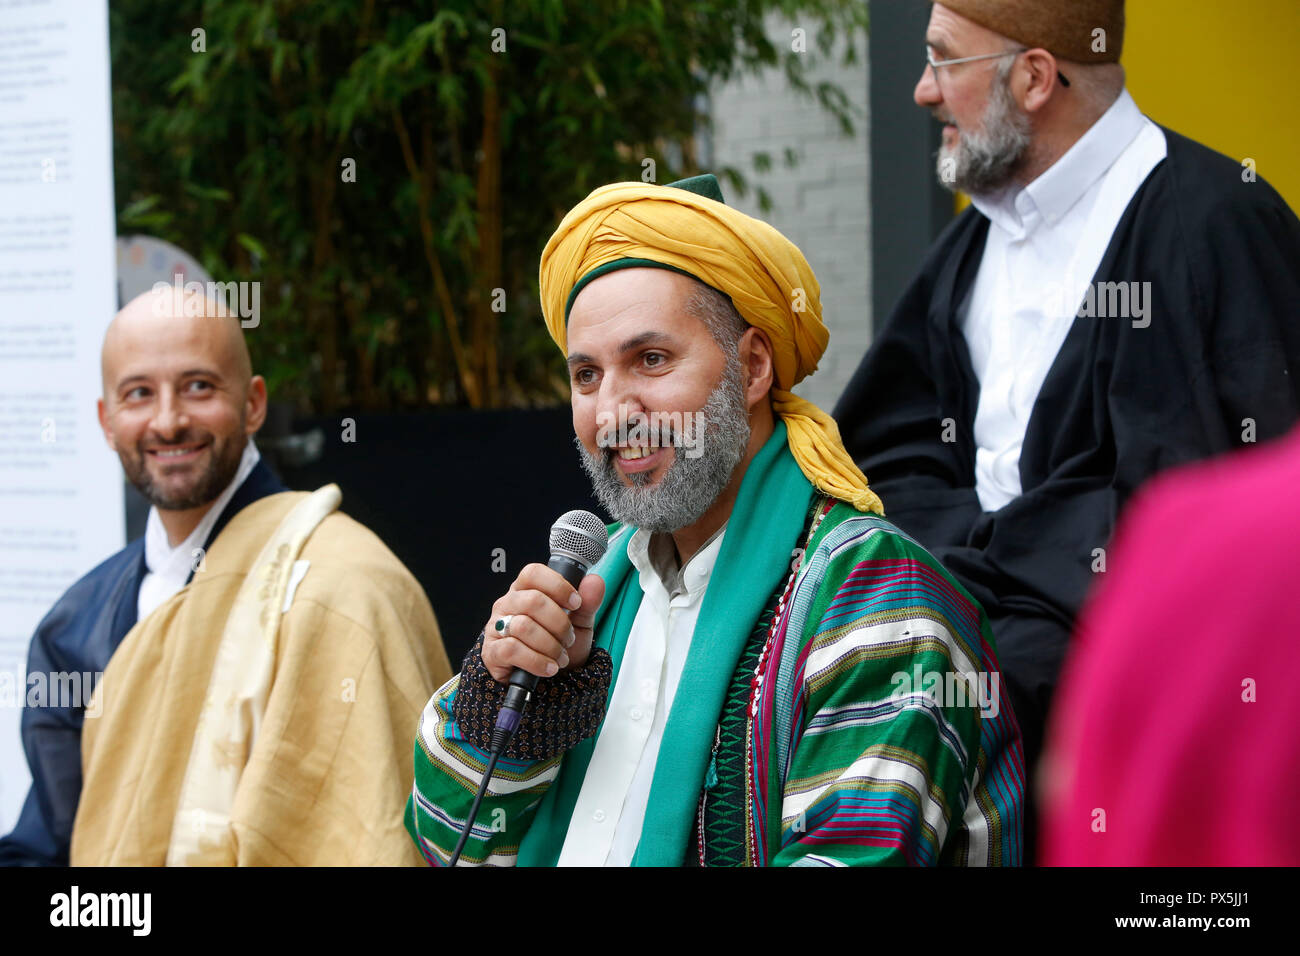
[596,374,645,441]
[151,388,189,439]
[915,63,941,108]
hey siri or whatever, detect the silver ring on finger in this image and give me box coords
[494,614,514,638]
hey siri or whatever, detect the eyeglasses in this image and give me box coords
[924,45,1070,88]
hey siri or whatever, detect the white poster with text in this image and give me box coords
[0,0,122,836]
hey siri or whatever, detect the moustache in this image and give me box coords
[136,429,212,454]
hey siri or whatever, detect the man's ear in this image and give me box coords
[97,397,117,452]
[245,375,268,434]
[1017,48,1061,113]
[739,327,775,410]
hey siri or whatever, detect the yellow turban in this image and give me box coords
[538,179,883,515]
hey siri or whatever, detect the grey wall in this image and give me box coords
[704,15,871,413]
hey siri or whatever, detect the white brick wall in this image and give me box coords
[702,18,872,412]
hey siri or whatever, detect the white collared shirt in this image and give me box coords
[961,89,1167,511]
[557,523,727,867]
[136,440,261,622]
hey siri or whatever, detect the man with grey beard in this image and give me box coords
[404,174,1024,867]
[574,303,751,536]
[834,0,1300,858]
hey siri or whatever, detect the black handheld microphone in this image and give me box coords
[490,509,608,753]
[449,509,608,866]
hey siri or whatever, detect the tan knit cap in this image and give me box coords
[935,0,1124,64]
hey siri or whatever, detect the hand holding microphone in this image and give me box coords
[481,563,605,682]
[450,511,608,866]
[481,511,608,722]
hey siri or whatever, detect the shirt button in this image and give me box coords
[593,810,606,822]
[630,707,643,721]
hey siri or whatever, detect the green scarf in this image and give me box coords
[517,420,815,866]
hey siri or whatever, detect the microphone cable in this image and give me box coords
[447,709,520,866]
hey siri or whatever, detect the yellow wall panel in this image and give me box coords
[1126,0,1298,212]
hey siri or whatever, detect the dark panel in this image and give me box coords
[278,408,603,668]
[869,0,953,334]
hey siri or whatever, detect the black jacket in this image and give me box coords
[834,129,1300,769]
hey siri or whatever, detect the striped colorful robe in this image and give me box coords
[406,496,1024,865]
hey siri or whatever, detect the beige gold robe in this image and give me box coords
[71,491,451,865]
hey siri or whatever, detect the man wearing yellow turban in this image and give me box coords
[405,175,1024,866]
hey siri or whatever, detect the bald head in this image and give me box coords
[103,287,253,400]
[98,286,267,526]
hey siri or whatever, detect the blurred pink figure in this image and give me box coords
[1042,428,1300,866]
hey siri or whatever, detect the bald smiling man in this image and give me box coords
[0,288,450,866]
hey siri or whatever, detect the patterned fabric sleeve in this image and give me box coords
[404,638,613,866]
[404,675,561,866]
[768,510,1023,866]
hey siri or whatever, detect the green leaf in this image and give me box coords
[108,0,870,410]
[236,233,268,260]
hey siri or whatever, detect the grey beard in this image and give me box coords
[937,63,1032,195]
[575,354,751,534]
